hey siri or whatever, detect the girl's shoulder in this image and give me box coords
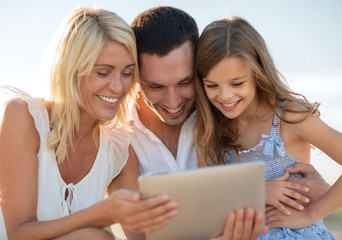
[280,101,318,123]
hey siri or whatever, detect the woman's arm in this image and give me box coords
[0,99,177,239]
[0,99,113,239]
[107,146,178,240]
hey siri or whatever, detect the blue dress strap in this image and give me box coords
[262,107,285,158]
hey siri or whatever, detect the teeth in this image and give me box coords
[97,95,118,103]
[222,101,237,107]
[166,106,182,113]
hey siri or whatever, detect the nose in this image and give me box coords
[164,87,181,110]
[219,86,234,101]
[108,73,124,93]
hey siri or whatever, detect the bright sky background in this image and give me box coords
[0,0,341,184]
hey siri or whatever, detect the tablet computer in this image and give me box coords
[138,162,265,240]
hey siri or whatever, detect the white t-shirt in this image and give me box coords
[0,86,129,239]
[129,107,198,176]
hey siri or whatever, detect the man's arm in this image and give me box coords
[286,162,330,202]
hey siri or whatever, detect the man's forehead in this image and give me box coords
[140,72,194,87]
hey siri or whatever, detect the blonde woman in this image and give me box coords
[0,7,177,239]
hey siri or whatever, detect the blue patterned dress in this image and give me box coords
[224,109,335,240]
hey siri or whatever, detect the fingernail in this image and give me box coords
[305,198,310,203]
[299,205,304,210]
[304,187,309,192]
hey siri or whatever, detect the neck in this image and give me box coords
[136,95,183,159]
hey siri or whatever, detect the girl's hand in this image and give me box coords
[265,172,310,216]
[266,205,313,229]
[107,189,178,233]
[210,208,269,240]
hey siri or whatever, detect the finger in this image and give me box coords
[241,208,254,240]
[265,213,282,228]
[281,198,303,212]
[282,189,310,206]
[223,212,236,240]
[271,200,291,216]
[265,205,275,212]
[126,202,178,233]
[140,209,178,233]
[132,194,171,213]
[233,209,244,240]
[284,181,310,193]
[137,199,178,221]
[251,211,265,239]
[274,171,289,181]
[285,162,314,175]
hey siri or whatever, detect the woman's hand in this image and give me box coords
[265,172,310,215]
[211,208,269,240]
[106,189,178,233]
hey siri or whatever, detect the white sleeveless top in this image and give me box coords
[0,86,129,239]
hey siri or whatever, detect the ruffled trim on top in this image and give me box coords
[102,125,130,186]
[0,86,50,154]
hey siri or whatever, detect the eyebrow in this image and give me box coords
[94,63,135,69]
[203,75,246,83]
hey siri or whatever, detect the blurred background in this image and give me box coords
[1,0,341,238]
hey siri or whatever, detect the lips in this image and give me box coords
[96,95,119,104]
[220,99,241,111]
[161,105,184,118]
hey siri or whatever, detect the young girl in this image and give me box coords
[194,17,341,239]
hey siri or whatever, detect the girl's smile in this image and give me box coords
[203,56,257,120]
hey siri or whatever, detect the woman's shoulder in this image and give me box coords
[0,97,40,149]
[2,97,31,121]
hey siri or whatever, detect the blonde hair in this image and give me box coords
[195,17,319,165]
[47,7,139,164]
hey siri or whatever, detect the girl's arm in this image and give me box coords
[267,112,342,228]
[0,99,176,240]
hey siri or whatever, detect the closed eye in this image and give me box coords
[96,71,110,77]
[122,71,133,77]
[149,85,163,89]
[178,79,193,86]
[232,82,244,86]
[204,83,217,89]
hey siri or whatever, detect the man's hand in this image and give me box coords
[286,162,330,202]
[210,208,269,240]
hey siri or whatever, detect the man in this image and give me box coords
[124,6,329,240]
[129,6,198,176]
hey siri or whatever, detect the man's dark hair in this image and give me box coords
[131,6,199,58]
